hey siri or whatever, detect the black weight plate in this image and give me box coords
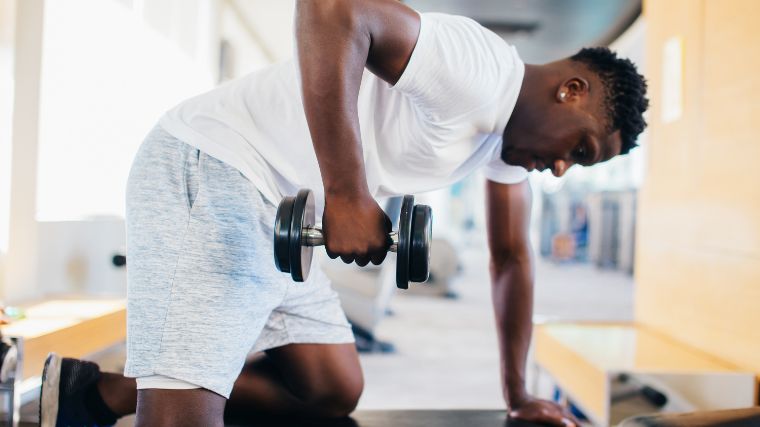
[299,189,316,281]
[289,189,315,282]
[409,204,432,283]
[273,196,295,273]
[395,195,414,289]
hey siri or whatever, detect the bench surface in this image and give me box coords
[534,322,754,425]
[536,323,737,373]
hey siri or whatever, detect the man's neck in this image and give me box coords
[505,63,542,142]
[514,64,544,117]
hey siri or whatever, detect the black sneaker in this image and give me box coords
[39,353,117,427]
[0,336,18,383]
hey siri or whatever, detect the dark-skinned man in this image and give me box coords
[38,1,648,426]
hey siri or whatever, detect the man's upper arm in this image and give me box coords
[360,0,421,84]
[296,0,420,84]
[486,179,532,266]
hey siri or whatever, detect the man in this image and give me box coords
[39,0,648,426]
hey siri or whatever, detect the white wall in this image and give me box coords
[37,219,127,296]
[0,0,14,255]
[4,0,45,303]
[219,0,294,79]
[0,0,14,299]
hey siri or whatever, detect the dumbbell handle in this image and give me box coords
[301,227,399,252]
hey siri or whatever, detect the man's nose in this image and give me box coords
[552,159,570,177]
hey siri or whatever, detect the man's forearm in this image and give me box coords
[296,0,371,197]
[490,253,534,406]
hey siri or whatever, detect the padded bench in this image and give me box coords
[533,322,757,426]
[226,410,542,427]
[228,408,760,427]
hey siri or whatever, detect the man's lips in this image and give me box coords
[525,158,549,173]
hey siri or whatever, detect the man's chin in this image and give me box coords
[500,149,529,169]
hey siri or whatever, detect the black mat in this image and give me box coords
[226,410,547,427]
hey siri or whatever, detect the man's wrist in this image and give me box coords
[506,385,531,408]
[324,179,370,201]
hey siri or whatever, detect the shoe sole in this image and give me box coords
[0,339,18,383]
[39,353,61,427]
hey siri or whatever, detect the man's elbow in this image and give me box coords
[297,0,362,32]
[489,247,532,276]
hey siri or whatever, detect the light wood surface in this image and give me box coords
[535,325,610,424]
[1,298,126,379]
[535,322,747,424]
[537,323,737,373]
[636,0,760,382]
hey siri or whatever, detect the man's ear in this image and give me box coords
[556,77,590,103]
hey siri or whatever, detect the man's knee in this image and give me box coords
[306,373,364,418]
[266,343,364,417]
[135,388,226,427]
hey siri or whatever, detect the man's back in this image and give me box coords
[159,13,528,215]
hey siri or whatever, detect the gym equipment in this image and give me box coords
[273,189,432,289]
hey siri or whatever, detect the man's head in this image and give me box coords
[503,47,649,177]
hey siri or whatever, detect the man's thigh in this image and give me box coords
[125,127,288,397]
[136,389,226,427]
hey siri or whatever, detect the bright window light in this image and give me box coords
[0,7,14,253]
[36,0,215,221]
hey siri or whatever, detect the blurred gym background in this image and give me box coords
[0,0,758,426]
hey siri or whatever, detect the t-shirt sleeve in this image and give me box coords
[392,13,521,122]
[482,154,529,184]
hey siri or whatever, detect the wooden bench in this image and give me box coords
[0,298,126,425]
[533,322,757,426]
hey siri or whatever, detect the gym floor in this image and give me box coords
[18,244,632,425]
[359,245,633,410]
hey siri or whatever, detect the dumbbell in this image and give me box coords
[273,189,432,289]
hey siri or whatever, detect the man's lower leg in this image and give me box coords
[96,354,352,419]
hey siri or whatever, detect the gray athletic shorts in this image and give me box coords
[123,125,353,398]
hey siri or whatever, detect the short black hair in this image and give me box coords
[570,47,649,155]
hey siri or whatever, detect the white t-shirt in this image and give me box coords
[159,13,528,215]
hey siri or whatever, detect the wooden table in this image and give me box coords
[0,298,126,426]
[1,298,126,380]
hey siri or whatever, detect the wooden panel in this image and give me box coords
[700,0,760,258]
[636,0,760,381]
[535,325,609,424]
[1,299,126,379]
[535,323,755,424]
[638,0,705,204]
[537,323,736,373]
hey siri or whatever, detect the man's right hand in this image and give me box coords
[322,192,392,267]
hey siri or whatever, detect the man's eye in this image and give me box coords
[573,145,586,160]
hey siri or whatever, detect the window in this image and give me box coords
[35,0,216,220]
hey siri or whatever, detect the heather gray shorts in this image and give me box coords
[123,125,353,398]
